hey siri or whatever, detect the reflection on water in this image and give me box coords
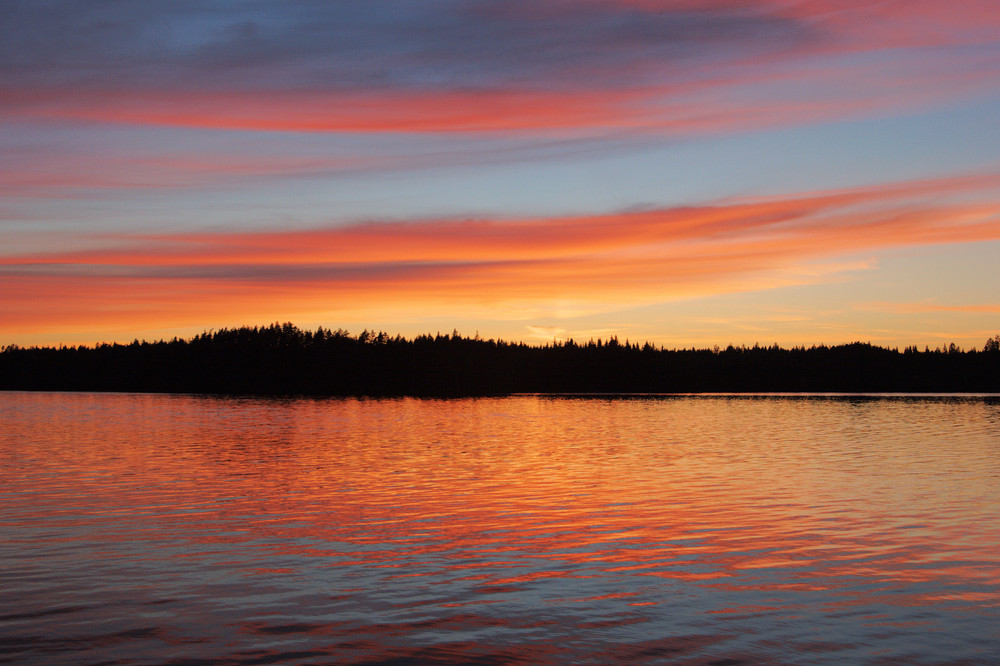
[2,392,999,663]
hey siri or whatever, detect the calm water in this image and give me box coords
[2,392,999,664]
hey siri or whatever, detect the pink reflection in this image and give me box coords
[2,393,999,662]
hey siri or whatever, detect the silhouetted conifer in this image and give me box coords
[1,325,998,396]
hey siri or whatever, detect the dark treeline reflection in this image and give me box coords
[3,324,1000,395]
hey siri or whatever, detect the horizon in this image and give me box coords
[5,321,998,355]
[3,2,1000,349]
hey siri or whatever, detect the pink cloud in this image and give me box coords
[3,172,998,341]
[2,1,999,135]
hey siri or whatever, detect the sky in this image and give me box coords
[2,0,1000,350]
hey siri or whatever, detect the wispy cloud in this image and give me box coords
[0,1,807,92]
[3,1,999,134]
[858,301,1000,315]
[525,325,569,342]
[0,126,650,199]
[0,151,370,193]
[3,173,998,338]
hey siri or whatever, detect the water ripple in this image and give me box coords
[1,392,999,663]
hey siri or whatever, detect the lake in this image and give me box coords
[2,392,999,664]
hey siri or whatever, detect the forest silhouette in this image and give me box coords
[2,324,999,396]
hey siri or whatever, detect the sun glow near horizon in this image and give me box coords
[2,1,1000,350]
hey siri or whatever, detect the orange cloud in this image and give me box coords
[7,172,997,268]
[3,173,999,343]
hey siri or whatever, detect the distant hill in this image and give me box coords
[2,324,999,396]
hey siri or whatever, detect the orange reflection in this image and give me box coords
[5,393,998,607]
[4,393,1000,661]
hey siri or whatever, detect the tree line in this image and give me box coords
[2,324,999,396]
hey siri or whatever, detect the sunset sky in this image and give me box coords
[3,0,1000,349]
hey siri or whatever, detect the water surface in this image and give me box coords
[2,392,999,663]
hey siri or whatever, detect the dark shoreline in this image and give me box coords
[3,324,999,396]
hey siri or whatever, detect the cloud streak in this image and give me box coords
[3,1,999,134]
[4,173,998,339]
[1,1,806,92]
[858,301,1000,315]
